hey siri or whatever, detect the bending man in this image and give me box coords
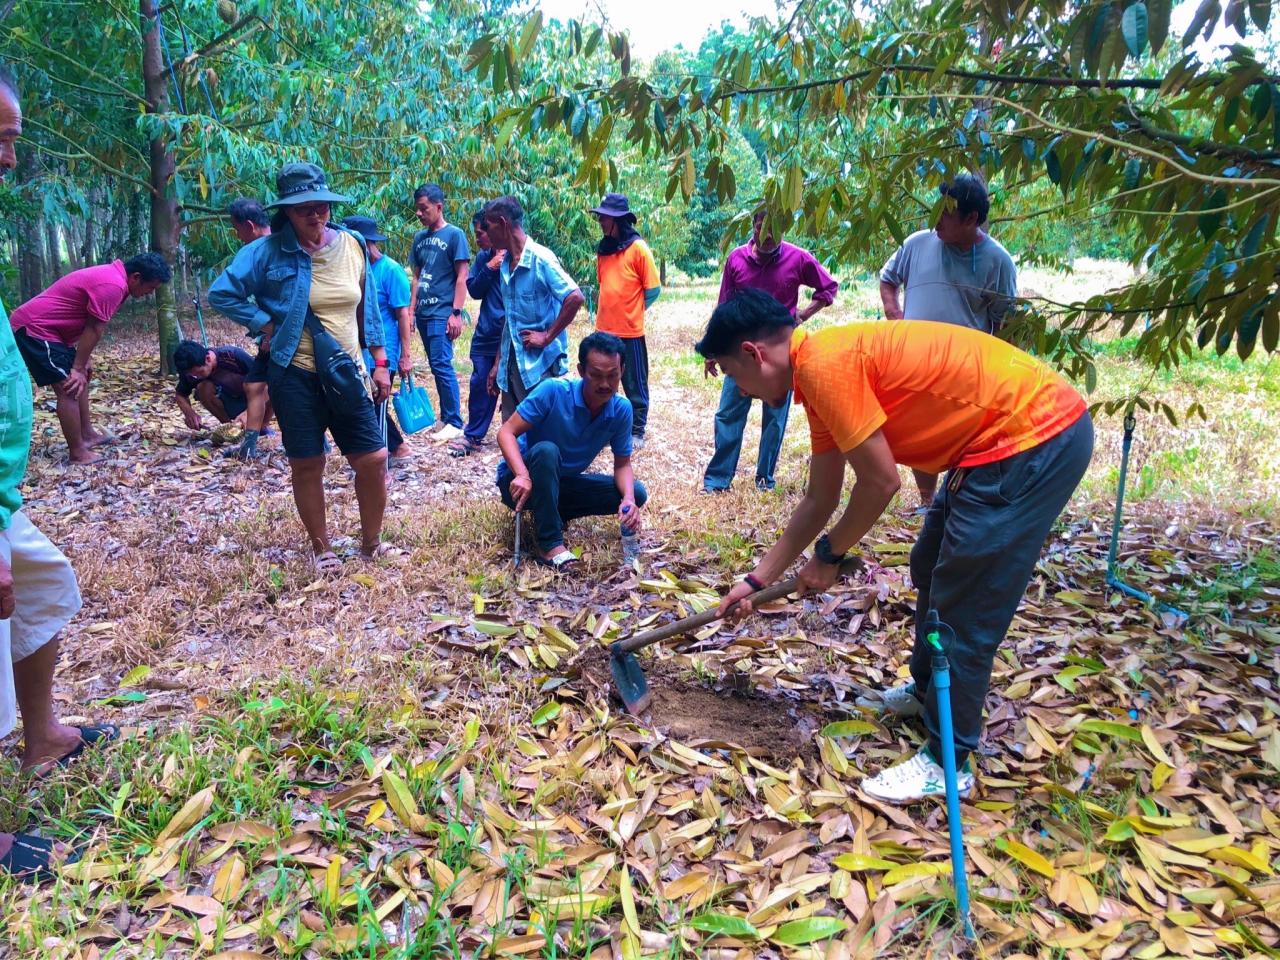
[701,289,1092,805]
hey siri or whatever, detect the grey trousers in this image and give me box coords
[908,413,1094,767]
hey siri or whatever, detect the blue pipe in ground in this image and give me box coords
[925,609,975,940]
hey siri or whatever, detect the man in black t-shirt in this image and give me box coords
[409,183,470,442]
[172,340,255,429]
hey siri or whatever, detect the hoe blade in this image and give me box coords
[609,645,652,714]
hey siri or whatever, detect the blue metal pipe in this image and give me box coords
[1105,414,1188,619]
[926,610,974,940]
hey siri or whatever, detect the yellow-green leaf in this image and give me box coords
[831,853,897,872]
[998,838,1057,878]
[770,917,849,945]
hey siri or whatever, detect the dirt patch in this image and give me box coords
[568,645,820,764]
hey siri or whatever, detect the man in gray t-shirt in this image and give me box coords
[879,173,1018,507]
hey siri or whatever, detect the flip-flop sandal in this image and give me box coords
[0,833,79,883]
[447,439,479,458]
[47,724,119,772]
[314,551,343,575]
[533,549,580,571]
[364,543,410,564]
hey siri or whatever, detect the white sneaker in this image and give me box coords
[855,682,924,718]
[434,424,464,442]
[862,749,974,805]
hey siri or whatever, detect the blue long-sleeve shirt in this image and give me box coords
[466,249,506,357]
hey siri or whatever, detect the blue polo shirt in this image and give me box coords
[498,378,633,480]
[362,254,411,370]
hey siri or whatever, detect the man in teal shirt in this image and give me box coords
[0,62,114,882]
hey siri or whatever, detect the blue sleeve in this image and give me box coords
[539,254,577,306]
[610,399,634,457]
[450,227,471,263]
[515,379,555,426]
[468,258,497,299]
[209,240,272,336]
[387,261,411,309]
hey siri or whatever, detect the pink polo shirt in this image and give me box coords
[9,260,130,346]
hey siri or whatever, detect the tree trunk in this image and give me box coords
[16,149,44,301]
[660,258,667,287]
[141,0,180,374]
[44,220,61,281]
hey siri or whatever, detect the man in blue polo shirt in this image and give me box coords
[496,332,647,570]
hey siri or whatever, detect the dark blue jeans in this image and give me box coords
[618,335,649,438]
[417,322,463,429]
[909,414,1094,767]
[703,374,791,490]
[499,441,649,550]
[464,348,499,445]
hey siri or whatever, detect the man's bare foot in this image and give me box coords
[20,722,87,773]
[68,448,104,465]
[84,432,118,448]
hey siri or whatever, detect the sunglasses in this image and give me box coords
[290,202,331,219]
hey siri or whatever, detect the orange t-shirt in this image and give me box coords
[596,238,660,338]
[790,321,1086,471]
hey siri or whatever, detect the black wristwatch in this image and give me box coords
[814,533,847,565]
[451,308,463,318]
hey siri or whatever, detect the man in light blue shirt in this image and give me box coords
[480,195,586,421]
[497,333,647,569]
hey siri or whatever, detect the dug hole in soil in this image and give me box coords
[569,645,820,764]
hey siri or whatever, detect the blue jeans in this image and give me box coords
[702,374,791,490]
[499,441,649,551]
[464,348,499,445]
[417,322,463,429]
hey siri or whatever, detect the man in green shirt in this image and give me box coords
[0,61,115,883]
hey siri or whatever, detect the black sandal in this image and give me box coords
[0,833,79,883]
[48,724,120,771]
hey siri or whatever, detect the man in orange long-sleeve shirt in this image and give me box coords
[699,289,1093,805]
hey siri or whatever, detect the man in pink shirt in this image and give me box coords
[10,254,170,463]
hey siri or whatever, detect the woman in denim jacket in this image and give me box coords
[209,163,398,574]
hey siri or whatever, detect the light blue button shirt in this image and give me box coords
[496,237,578,391]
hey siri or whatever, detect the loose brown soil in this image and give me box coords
[568,644,819,763]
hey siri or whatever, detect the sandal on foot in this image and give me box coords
[27,724,120,779]
[447,439,479,458]
[52,724,119,770]
[364,543,409,564]
[314,551,343,575]
[534,548,579,570]
[0,833,79,883]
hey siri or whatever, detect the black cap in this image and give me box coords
[341,215,387,244]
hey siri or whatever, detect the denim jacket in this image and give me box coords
[208,221,383,368]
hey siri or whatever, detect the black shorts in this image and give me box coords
[13,328,75,387]
[267,362,384,459]
[245,347,271,384]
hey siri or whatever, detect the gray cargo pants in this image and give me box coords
[909,413,1094,767]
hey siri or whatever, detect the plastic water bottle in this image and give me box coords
[620,506,641,564]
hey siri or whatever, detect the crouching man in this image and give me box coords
[172,340,257,429]
[496,332,647,570]
[700,288,1092,805]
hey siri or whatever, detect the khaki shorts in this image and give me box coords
[1,511,81,738]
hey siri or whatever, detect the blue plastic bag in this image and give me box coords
[392,374,436,434]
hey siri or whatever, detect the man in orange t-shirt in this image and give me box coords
[698,288,1093,805]
[592,194,661,447]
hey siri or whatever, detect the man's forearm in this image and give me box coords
[547,291,584,340]
[879,281,903,319]
[175,395,195,416]
[73,325,104,371]
[614,461,636,501]
[754,493,835,583]
[396,307,413,357]
[498,429,528,478]
[453,272,468,311]
[826,478,898,556]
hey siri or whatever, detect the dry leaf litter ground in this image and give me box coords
[1,267,1278,959]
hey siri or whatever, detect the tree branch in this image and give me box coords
[178,14,267,68]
